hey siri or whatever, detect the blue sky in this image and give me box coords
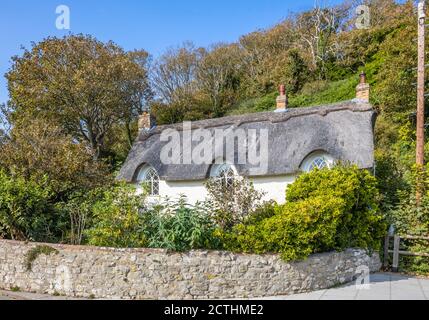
[0,0,344,104]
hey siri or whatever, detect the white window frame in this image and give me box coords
[136,165,160,196]
[301,152,334,172]
[210,163,237,188]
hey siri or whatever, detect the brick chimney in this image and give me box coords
[275,84,288,112]
[356,71,370,102]
[138,110,156,132]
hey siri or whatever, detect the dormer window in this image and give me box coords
[301,152,334,172]
[210,163,236,189]
[136,165,160,196]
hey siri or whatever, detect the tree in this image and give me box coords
[239,20,298,95]
[196,43,243,116]
[284,49,310,93]
[121,50,154,148]
[150,42,222,124]
[0,118,109,197]
[295,2,350,78]
[150,42,202,104]
[6,34,152,159]
[0,102,12,144]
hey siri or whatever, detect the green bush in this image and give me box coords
[0,170,55,241]
[87,191,221,251]
[263,196,345,260]
[86,183,147,248]
[221,195,345,261]
[205,176,266,230]
[55,189,103,245]
[220,165,386,261]
[387,193,429,275]
[386,168,429,275]
[140,197,221,251]
[374,150,407,211]
[286,165,386,250]
[244,200,278,225]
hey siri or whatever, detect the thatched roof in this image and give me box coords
[117,99,376,182]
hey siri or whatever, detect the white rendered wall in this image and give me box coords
[252,174,297,204]
[159,180,209,204]
[139,174,297,205]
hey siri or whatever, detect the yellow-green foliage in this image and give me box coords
[286,165,386,250]
[86,183,147,248]
[220,196,344,261]
[221,166,386,261]
[0,170,54,242]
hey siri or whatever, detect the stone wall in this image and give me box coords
[0,240,381,299]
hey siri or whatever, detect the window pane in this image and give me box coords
[309,157,327,171]
[213,164,235,189]
[138,166,160,196]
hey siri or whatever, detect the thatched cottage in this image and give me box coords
[118,73,375,204]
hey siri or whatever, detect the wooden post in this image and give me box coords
[417,0,426,202]
[383,235,390,268]
[392,235,401,272]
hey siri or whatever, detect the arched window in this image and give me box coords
[301,152,334,172]
[136,165,160,196]
[210,163,236,189]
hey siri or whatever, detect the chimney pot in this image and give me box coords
[138,110,156,132]
[356,71,370,102]
[359,71,366,84]
[275,84,288,112]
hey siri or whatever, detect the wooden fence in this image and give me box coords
[383,234,429,272]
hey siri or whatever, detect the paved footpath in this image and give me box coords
[1,273,429,300]
[261,273,429,300]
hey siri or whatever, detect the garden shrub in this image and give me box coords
[140,197,221,251]
[205,176,266,230]
[374,150,407,211]
[88,191,221,251]
[86,183,147,248]
[220,165,386,261]
[387,193,429,274]
[243,200,278,225]
[221,195,345,261]
[386,167,429,274]
[263,196,345,260]
[0,170,55,241]
[286,165,386,250]
[55,189,103,245]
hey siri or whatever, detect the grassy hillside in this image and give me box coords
[228,76,358,115]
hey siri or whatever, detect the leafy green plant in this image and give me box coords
[25,245,59,271]
[140,197,221,251]
[220,165,386,261]
[0,170,55,242]
[386,167,429,274]
[286,165,386,250]
[220,195,345,261]
[205,176,266,230]
[55,189,103,245]
[86,183,147,248]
